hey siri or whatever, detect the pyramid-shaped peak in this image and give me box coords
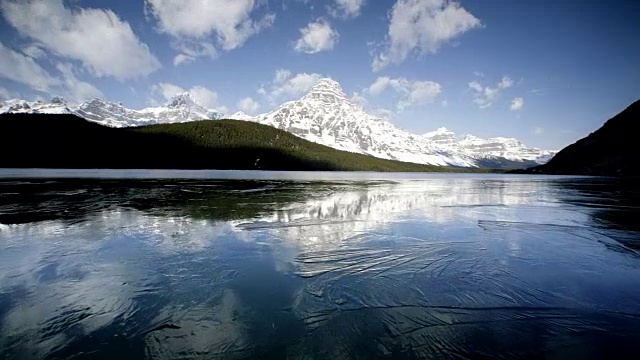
[313,78,341,88]
[303,78,348,102]
[310,78,344,92]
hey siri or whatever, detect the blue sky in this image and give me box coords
[0,0,638,150]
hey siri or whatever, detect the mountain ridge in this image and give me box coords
[528,99,640,176]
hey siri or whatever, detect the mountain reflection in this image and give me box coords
[1,175,640,359]
[233,178,568,253]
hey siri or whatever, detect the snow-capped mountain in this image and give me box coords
[250,79,477,167]
[1,93,224,128]
[1,79,556,168]
[74,93,224,128]
[423,127,555,164]
[239,79,555,167]
[0,97,72,114]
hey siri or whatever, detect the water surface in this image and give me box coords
[0,170,639,359]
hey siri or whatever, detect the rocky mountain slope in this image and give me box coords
[74,93,224,127]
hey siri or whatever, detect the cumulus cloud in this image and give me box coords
[372,0,481,71]
[330,0,366,19]
[1,0,160,80]
[510,97,524,111]
[368,76,441,111]
[145,0,275,59]
[190,86,224,110]
[237,97,260,114]
[294,19,339,54]
[0,41,103,103]
[152,83,226,111]
[468,76,513,109]
[260,69,324,101]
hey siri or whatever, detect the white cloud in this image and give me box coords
[189,86,222,110]
[368,77,391,96]
[152,83,225,111]
[153,83,185,101]
[262,69,324,101]
[510,97,524,111]
[468,80,483,93]
[173,54,195,66]
[237,97,260,114]
[348,91,394,120]
[22,44,46,59]
[0,41,58,93]
[350,91,369,108]
[1,0,160,80]
[367,76,441,111]
[170,39,218,61]
[441,99,448,107]
[473,70,485,78]
[534,127,544,135]
[55,62,104,103]
[145,0,275,60]
[468,76,513,109]
[372,0,481,71]
[371,107,394,120]
[330,0,366,19]
[0,40,104,104]
[294,19,339,54]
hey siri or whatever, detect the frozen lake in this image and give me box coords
[0,170,639,359]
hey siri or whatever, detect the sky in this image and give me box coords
[0,0,638,150]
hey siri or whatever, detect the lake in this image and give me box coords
[0,170,639,359]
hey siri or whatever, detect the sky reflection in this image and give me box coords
[1,174,639,359]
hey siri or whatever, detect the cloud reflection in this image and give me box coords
[1,176,639,359]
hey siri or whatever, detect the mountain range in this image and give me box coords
[0,79,555,169]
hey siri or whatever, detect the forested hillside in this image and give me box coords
[0,114,487,172]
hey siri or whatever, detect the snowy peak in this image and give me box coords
[74,95,223,128]
[301,78,349,104]
[166,92,200,109]
[309,78,345,95]
[246,78,556,167]
[0,98,72,114]
[229,111,254,121]
[423,127,457,146]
